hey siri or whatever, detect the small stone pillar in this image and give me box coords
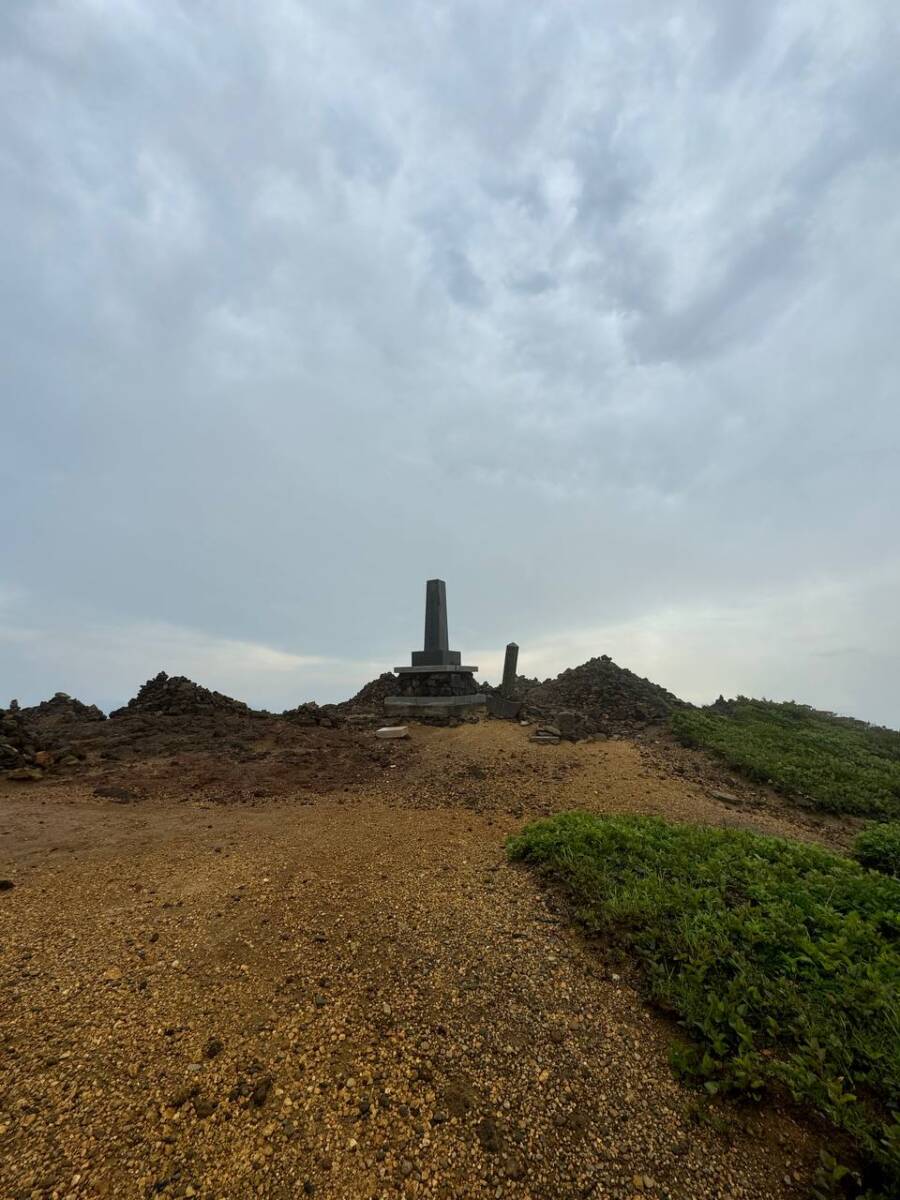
[501,642,519,698]
[487,641,523,719]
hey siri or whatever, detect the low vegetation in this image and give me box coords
[508,812,900,1197]
[854,822,900,878]
[671,698,900,817]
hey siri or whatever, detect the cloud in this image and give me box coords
[1,0,899,724]
[474,566,900,729]
[0,597,382,711]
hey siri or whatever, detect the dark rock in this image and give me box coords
[337,672,401,711]
[192,1095,218,1119]
[204,1037,224,1059]
[555,710,597,742]
[94,785,138,803]
[524,654,686,734]
[281,701,345,728]
[504,1154,525,1180]
[110,672,255,719]
[476,1116,502,1153]
[251,1075,273,1107]
[0,879,14,891]
[395,671,479,698]
[0,741,20,766]
[21,693,106,724]
[443,1080,476,1120]
[169,1084,200,1109]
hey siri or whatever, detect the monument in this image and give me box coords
[384,580,487,717]
[501,642,519,697]
[486,641,522,719]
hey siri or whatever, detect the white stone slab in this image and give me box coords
[375,726,409,739]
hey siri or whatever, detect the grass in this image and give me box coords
[671,698,900,818]
[507,812,900,1197]
[855,822,900,878]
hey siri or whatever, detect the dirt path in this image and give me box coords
[1,723,822,1200]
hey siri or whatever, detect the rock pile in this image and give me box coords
[480,674,544,698]
[524,655,685,739]
[109,672,256,719]
[21,692,106,724]
[338,672,401,711]
[281,701,342,728]
[0,706,81,779]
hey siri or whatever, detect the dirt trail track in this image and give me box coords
[1,723,823,1199]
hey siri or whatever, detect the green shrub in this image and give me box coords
[672,698,900,817]
[855,822,900,877]
[508,812,900,1196]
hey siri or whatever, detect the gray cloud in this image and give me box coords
[1,0,899,725]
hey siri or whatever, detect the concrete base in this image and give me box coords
[486,694,522,720]
[384,694,486,717]
[395,665,479,675]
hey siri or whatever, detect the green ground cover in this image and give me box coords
[671,698,900,817]
[508,812,900,1197]
[855,822,900,878]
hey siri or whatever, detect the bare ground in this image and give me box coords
[1,721,835,1200]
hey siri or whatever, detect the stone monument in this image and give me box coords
[486,641,522,719]
[384,580,486,717]
[501,642,519,697]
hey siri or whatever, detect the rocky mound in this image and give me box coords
[21,692,106,724]
[524,655,685,738]
[0,706,83,779]
[109,672,255,719]
[338,672,401,711]
[480,674,544,697]
[281,701,343,727]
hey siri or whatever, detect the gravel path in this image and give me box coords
[1,722,822,1199]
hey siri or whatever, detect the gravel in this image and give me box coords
[0,722,824,1199]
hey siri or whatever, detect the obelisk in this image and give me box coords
[385,580,486,716]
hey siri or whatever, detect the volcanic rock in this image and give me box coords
[1,706,60,776]
[21,693,106,724]
[524,655,685,737]
[281,702,343,728]
[338,672,401,711]
[479,674,543,698]
[110,673,254,719]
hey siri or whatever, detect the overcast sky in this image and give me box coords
[2,1,899,725]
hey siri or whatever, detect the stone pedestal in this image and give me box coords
[385,694,486,718]
[487,694,521,720]
[395,666,480,697]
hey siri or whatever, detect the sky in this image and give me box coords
[2,1,899,725]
